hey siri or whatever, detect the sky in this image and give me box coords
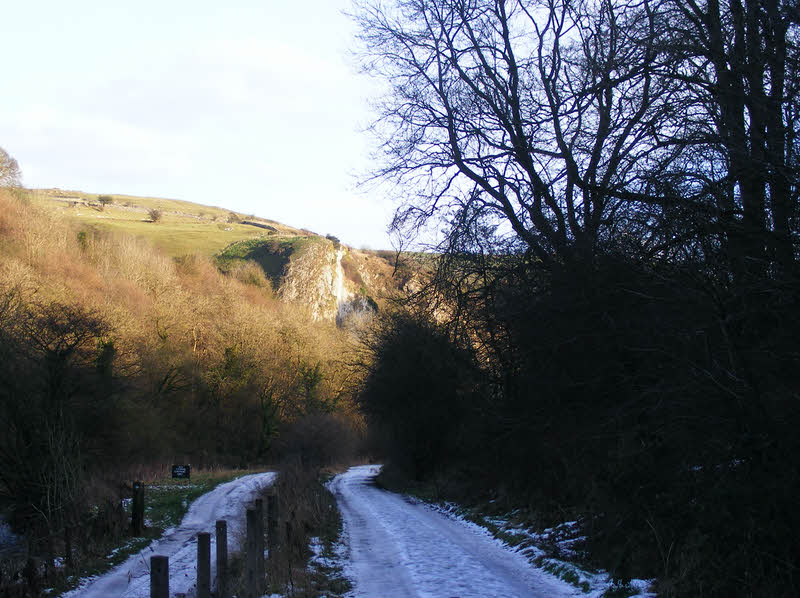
[0,0,396,249]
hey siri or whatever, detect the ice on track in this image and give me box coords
[62,472,275,598]
[328,465,579,598]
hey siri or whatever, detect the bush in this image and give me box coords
[147,208,162,222]
[340,253,363,286]
[359,312,483,480]
[230,260,270,288]
[364,252,800,595]
[77,230,88,251]
[97,195,113,209]
[277,413,358,468]
[0,147,21,188]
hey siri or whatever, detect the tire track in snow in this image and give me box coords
[329,465,578,598]
[62,472,275,598]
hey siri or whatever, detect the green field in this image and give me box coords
[27,188,312,257]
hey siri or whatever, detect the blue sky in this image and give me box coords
[0,0,395,249]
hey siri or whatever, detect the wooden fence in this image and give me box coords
[148,495,279,598]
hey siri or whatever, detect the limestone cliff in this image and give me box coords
[217,236,405,325]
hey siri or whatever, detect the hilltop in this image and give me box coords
[27,188,412,323]
[29,188,317,257]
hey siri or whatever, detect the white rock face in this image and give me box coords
[334,247,349,307]
[278,240,378,325]
[279,240,341,320]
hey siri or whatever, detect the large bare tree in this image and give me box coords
[353,0,799,274]
[655,0,800,276]
[353,0,682,262]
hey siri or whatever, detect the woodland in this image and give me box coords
[0,187,362,591]
[353,0,800,596]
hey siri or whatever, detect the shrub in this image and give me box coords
[277,413,358,468]
[147,208,162,223]
[77,230,88,251]
[97,195,113,209]
[340,253,363,286]
[230,260,270,289]
[0,147,21,188]
[359,312,483,479]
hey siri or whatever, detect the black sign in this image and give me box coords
[172,465,191,479]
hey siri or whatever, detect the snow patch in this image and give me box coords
[62,472,275,598]
[328,465,580,598]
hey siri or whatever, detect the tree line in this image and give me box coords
[353,1,800,595]
[0,190,359,586]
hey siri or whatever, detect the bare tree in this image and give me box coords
[0,146,21,188]
[353,0,680,262]
[652,0,800,276]
[353,0,800,274]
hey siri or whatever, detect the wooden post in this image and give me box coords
[132,481,145,536]
[150,555,169,598]
[245,508,258,598]
[197,532,211,598]
[216,520,228,598]
[255,498,265,592]
[267,494,279,557]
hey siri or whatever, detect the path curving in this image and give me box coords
[62,472,275,598]
[328,465,577,598]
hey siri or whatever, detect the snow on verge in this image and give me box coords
[328,465,580,598]
[61,471,276,598]
[433,506,656,598]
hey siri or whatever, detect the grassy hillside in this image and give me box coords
[0,187,363,594]
[26,188,416,315]
[27,188,313,257]
[216,236,318,287]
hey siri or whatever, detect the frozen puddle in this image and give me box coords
[62,472,275,598]
[328,465,578,598]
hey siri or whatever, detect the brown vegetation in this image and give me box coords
[0,189,362,592]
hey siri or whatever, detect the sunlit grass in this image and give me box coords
[26,189,309,257]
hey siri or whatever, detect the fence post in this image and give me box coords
[267,493,279,557]
[197,532,211,598]
[245,508,258,598]
[150,555,169,598]
[132,481,145,536]
[216,520,228,598]
[255,498,265,592]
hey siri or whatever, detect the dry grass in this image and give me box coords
[0,188,357,462]
[0,188,365,598]
[24,188,312,258]
[260,462,351,598]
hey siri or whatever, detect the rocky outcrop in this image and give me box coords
[218,236,407,325]
[278,239,344,321]
[279,240,384,324]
